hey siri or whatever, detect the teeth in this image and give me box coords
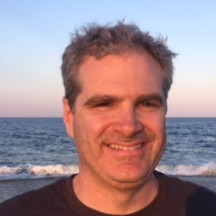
[108,144,142,150]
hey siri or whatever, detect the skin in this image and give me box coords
[63,51,167,214]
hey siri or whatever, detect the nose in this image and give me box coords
[112,106,143,137]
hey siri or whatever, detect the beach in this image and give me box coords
[0,175,215,203]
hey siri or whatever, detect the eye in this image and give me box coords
[137,98,164,110]
[84,95,118,110]
[139,100,155,107]
[91,99,116,109]
[94,101,112,108]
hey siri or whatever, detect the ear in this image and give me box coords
[63,98,75,139]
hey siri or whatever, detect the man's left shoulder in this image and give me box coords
[184,184,216,215]
[157,171,216,215]
[163,172,216,198]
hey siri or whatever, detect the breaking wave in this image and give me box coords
[0,162,216,180]
[156,162,216,176]
[0,164,79,180]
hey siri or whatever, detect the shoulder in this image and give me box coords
[155,171,216,215]
[0,177,73,216]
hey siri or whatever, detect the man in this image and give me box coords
[0,22,216,215]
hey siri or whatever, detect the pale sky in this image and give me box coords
[0,0,216,117]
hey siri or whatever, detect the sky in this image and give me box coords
[0,0,216,117]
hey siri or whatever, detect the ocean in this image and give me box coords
[0,117,216,180]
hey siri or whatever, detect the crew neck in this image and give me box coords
[63,171,168,216]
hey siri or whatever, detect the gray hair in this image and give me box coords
[61,21,177,108]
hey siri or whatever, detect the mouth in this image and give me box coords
[108,143,143,151]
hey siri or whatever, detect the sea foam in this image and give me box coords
[156,162,216,176]
[0,164,79,180]
[0,162,216,180]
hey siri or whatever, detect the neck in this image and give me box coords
[72,172,158,215]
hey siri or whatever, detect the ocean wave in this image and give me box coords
[156,162,216,176]
[0,163,216,180]
[0,164,79,180]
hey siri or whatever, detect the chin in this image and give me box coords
[108,167,153,187]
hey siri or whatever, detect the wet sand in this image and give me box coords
[0,176,215,203]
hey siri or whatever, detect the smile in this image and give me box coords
[108,143,143,151]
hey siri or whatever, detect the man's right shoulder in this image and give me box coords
[0,177,71,216]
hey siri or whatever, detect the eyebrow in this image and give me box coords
[137,93,165,104]
[83,93,165,107]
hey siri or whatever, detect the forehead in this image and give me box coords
[77,52,164,97]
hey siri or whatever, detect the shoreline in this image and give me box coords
[0,175,216,203]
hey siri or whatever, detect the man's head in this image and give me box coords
[61,21,176,110]
[61,22,176,190]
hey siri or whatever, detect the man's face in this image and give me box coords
[64,52,166,188]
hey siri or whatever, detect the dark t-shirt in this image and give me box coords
[0,171,216,216]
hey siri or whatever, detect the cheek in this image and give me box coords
[73,113,113,154]
[142,111,166,134]
[79,113,113,137]
[143,113,166,150]
[154,115,165,135]
[151,116,166,158]
[152,116,166,144]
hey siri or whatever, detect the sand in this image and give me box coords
[0,176,215,203]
